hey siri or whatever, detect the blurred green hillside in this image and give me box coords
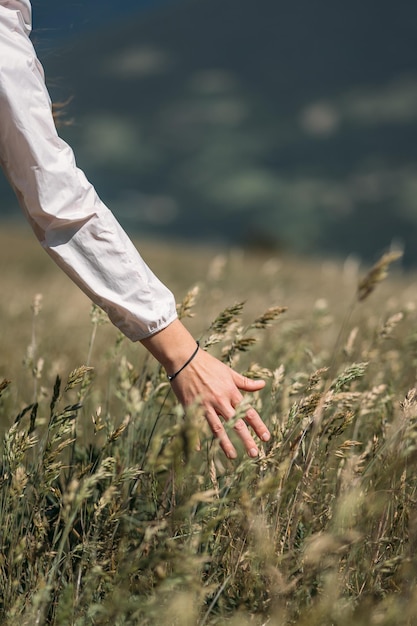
[2,0,417,264]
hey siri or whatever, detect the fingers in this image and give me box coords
[205,407,238,460]
[233,416,260,458]
[245,406,271,443]
[205,402,271,460]
[232,371,266,392]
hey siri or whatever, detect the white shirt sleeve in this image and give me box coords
[0,2,178,341]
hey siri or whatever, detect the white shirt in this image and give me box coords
[0,0,178,341]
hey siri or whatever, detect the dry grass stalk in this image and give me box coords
[1,235,417,625]
[357,250,403,301]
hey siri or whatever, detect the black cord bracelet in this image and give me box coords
[167,341,200,382]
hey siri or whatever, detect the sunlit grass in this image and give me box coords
[1,225,417,624]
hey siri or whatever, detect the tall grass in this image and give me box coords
[1,233,417,624]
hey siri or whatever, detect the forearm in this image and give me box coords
[0,4,177,341]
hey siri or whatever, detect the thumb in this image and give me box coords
[232,372,266,392]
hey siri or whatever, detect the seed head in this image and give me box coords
[357,250,402,302]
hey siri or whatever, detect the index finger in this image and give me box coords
[244,407,271,443]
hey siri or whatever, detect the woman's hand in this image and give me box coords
[141,319,271,459]
[170,346,270,458]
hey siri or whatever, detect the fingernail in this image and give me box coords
[227,450,237,460]
[249,448,258,458]
[262,432,271,442]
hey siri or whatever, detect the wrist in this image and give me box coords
[140,319,199,373]
[167,341,199,381]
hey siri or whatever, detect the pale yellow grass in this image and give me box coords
[0,222,414,413]
[2,223,417,625]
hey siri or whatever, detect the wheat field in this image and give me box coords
[1,225,417,625]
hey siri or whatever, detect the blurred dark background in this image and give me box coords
[2,0,417,264]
